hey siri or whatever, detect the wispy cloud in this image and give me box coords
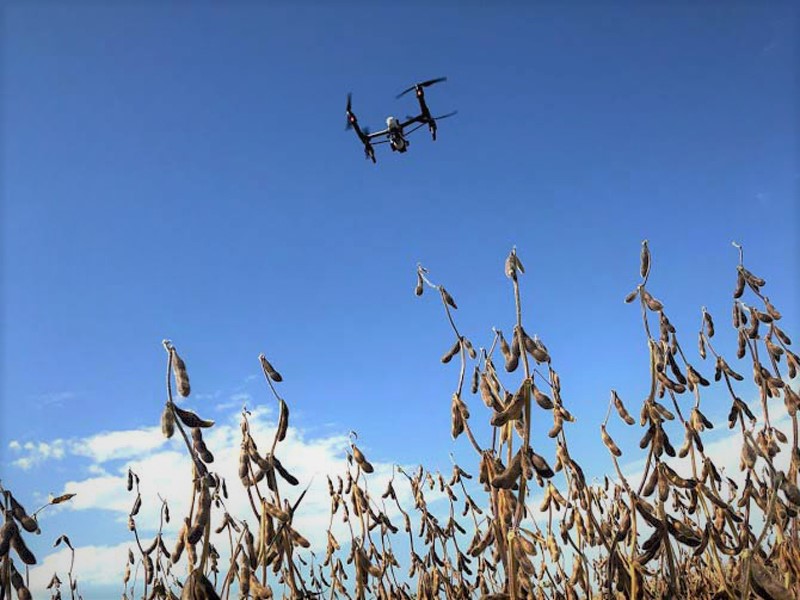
[214,391,252,412]
[8,439,68,469]
[34,391,77,408]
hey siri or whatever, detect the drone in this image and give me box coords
[345,77,457,163]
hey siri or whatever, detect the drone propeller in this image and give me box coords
[345,92,354,130]
[404,110,458,136]
[396,76,448,98]
[432,110,458,121]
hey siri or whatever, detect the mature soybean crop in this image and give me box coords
[2,241,798,600]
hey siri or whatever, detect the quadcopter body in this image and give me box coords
[345,77,456,163]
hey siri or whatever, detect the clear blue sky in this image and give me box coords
[1,2,797,592]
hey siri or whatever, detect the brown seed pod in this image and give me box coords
[173,405,214,428]
[490,383,527,427]
[703,310,715,338]
[773,427,788,444]
[733,270,745,298]
[491,452,522,489]
[548,410,563,438]
[640,240,650,278]
[470,365,479,394]
[414,272,424,296]
[533,386,554,410]
[451,394,465,439]
[440,287,458,310]
[600,425,622,457]
[780,478,800,506]
[9,496,38,533]
[766,338,784,361]
[661,463,695,489]
[352,445,375,474]
[774,326,791,346]
[641,289,663,312]
[276,398,289,442]
[657,467,670,502]
[505,251,518,280]
[170,348,191,397]
[479,375,502,410]
[524,333,550,363]
[611,390,635,425]
[441,338,461,364]
[698,332,706,359]
[0,520,18,556]
[498,331,511,361]
[161,404,176,438]
[504,351,519,373]
[463,337,477,359]
[624,288,639,304]
[640,425,655,449]
[272,455,299,484]
[10,529,36,565]
[259,354,283,383]
[131,494,142,517]
[528,449,554,478]
[741,440,757,470]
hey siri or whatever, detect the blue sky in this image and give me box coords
[1,2,797,595]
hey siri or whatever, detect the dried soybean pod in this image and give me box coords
[529,449,554,478]
[414,272,424,296]
[170,347,191,397]
[276,399,289,442]
[624,288,639,304]
[352,445,375,474]
[131,494,142,517]
[463,337,478,359]
[734,270,745,298]
[505,251,518,280]
[533,386,554,410]
[441,338,461,364]
[470,365,479,394]
[641,289,663,312]
[600,425,622,457]
[499,331,512,362]
[440,287,458,310]
[273,456,299,485]
[505,350,519,373]
[161,403,175,439]
[491,452,522,489]
[173,405,214,428]
[259,353,283,383]
[703,309,715,338]
[10,529,36,565]
[640,240,650,278]
[0,520,17,556]
[548,410,563,438]
[9,496,38,533]
[612,391,635,425]
[737,331,747,359]
[451,394,465,439]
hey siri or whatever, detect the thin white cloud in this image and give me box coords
[8,439,68,470]
[214,392,252,412]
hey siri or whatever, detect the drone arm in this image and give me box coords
[366,127,390,139]
[400,115,422,129]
